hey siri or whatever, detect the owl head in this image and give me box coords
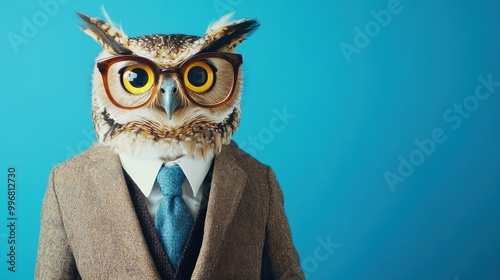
[77,9,259,161]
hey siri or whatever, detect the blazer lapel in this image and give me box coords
[83,143,160,278]
[192,142,248,278]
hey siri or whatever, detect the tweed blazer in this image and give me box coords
[35,141,304,279]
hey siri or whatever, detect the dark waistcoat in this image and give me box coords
[124,167,212,280]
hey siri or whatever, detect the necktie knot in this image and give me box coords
[156,165,185,197]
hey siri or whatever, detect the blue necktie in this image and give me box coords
[155,165,194,269]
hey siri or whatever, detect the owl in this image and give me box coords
[77,9,259,161]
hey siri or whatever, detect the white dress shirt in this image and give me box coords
[119,153,214,220]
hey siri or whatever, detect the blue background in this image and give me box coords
[1,0,500,279]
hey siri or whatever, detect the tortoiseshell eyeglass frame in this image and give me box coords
[96,52,243,110]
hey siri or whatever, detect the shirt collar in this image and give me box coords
[119,153,213,198]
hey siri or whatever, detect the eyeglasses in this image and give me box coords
[96,52,243,110]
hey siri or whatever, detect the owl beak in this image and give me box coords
[160,79,179,120]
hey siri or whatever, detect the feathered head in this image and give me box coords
[78,9,259,161]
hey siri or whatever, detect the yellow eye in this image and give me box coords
[121,64,155,95]
[184,61,215,94]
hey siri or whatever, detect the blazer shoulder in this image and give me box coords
[54,142,112,169]
[223,141,272,175]
[50,142,117,182]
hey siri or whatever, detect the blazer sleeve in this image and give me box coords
[35,169,80,280]
[262,168,305,280]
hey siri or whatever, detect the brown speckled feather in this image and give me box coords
[77,12,131,54]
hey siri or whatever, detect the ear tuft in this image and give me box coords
[77,8,131,54]
[202,14,260,52]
